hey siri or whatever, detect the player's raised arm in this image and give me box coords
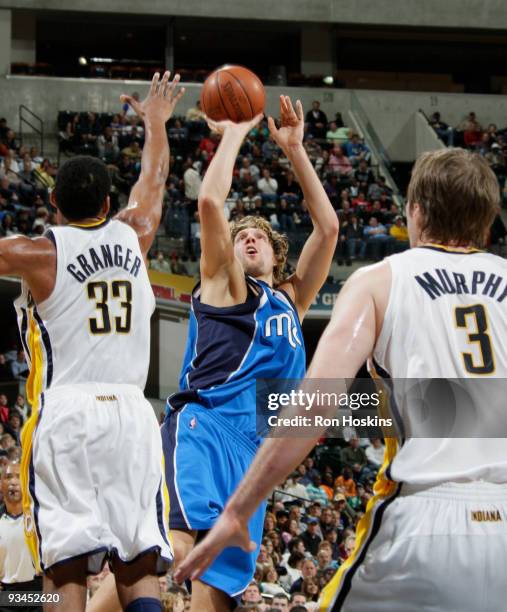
[197,115,262,302]
[116,71,185,258]
[272,96,339,319]
[174,261,389,583]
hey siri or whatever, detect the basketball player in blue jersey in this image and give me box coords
[161,96,338,611]
[0,72,185,612]
[177,148,507,612]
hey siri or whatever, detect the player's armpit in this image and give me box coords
[115,180,164,258]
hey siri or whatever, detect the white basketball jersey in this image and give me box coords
[373,245,507,485]
[14,219,155,397]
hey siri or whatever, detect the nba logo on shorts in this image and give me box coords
[189,416,197,430]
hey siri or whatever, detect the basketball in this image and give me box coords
[200,65,265,123]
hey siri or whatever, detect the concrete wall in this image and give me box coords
[0,74,352,136]
[1,0,507,30]
[3,75,507,162]
[0,10,11,76]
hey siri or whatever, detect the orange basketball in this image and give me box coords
[200,65,265,123]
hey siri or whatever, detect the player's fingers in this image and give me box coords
[295,99,304,121]
[166,73,180,97]
[150,72,160,96]
[159,70,171,96]
[172,87,186,105]
[280,94,289,116]
[267,116,278,137]
[285,96,298,122]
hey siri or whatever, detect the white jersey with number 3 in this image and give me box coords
[14,219,155,394]
[373,245,507,485]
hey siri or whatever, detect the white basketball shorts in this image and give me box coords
[23,383,173,573]
[320,481,507,611]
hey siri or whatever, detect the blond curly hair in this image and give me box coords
[230,215,289,286]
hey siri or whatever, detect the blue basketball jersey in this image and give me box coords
[167,276,306,441]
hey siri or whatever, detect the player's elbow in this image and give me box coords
[198,196,222,216]
[324,216,340,239]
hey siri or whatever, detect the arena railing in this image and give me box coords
[19,105,44,156]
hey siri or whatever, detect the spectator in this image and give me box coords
[257,168,278,201]
[10,350,28,379]
[97,126,120,163]
[150,251,171,273]
[345,214,366,260]
[289,592,307,609]
[306,475,329,506]
[429,112,454,146]
[341,438,368,469]
[364,216,394,260]
[389,216,410,252]
[343,133,370,165]
[301,577,320,602]
[6,413,22,445]
[277,171,302,203]
[260,566,287,597]
[329,146,353,178]
[170,253,189,275]
[240,157,261,183]
[290,558,318,593]
[300,521,322,557]
[365,438,385,468]
[272,593,290,611]
[121,140,142,162]
[305,101,328,139]
[168,119,189,148]
[0,395,9,423]
[457,111,483,147]
[242,581,263,607]
[326,122,350,145]
[334,466,357,499]
[12,395,29,422]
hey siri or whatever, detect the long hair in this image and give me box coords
[230,215,289,285]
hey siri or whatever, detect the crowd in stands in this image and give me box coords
[4,101,507,274]
[222,436,385,610]
[54,97,409,267]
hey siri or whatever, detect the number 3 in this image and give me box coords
[88,280,132,335]
[455,304,495,375]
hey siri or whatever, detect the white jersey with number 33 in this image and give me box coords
[14,219,155,394]
[372,245,507,485]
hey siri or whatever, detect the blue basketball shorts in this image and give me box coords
[161,403,265,598]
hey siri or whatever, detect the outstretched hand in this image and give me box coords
[174,509,256,583]
[120,71,185,124]
[206,113,263,138]
[268,95,305,155]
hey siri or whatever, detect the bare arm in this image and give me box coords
[115,71,185,258]
[0,235,56,303]
[198,115,261,305]
[174,261,390,582]
[272,97,339,319]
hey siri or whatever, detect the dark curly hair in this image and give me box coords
[54,155,111,221]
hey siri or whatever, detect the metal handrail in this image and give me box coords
[19,105,44,155]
